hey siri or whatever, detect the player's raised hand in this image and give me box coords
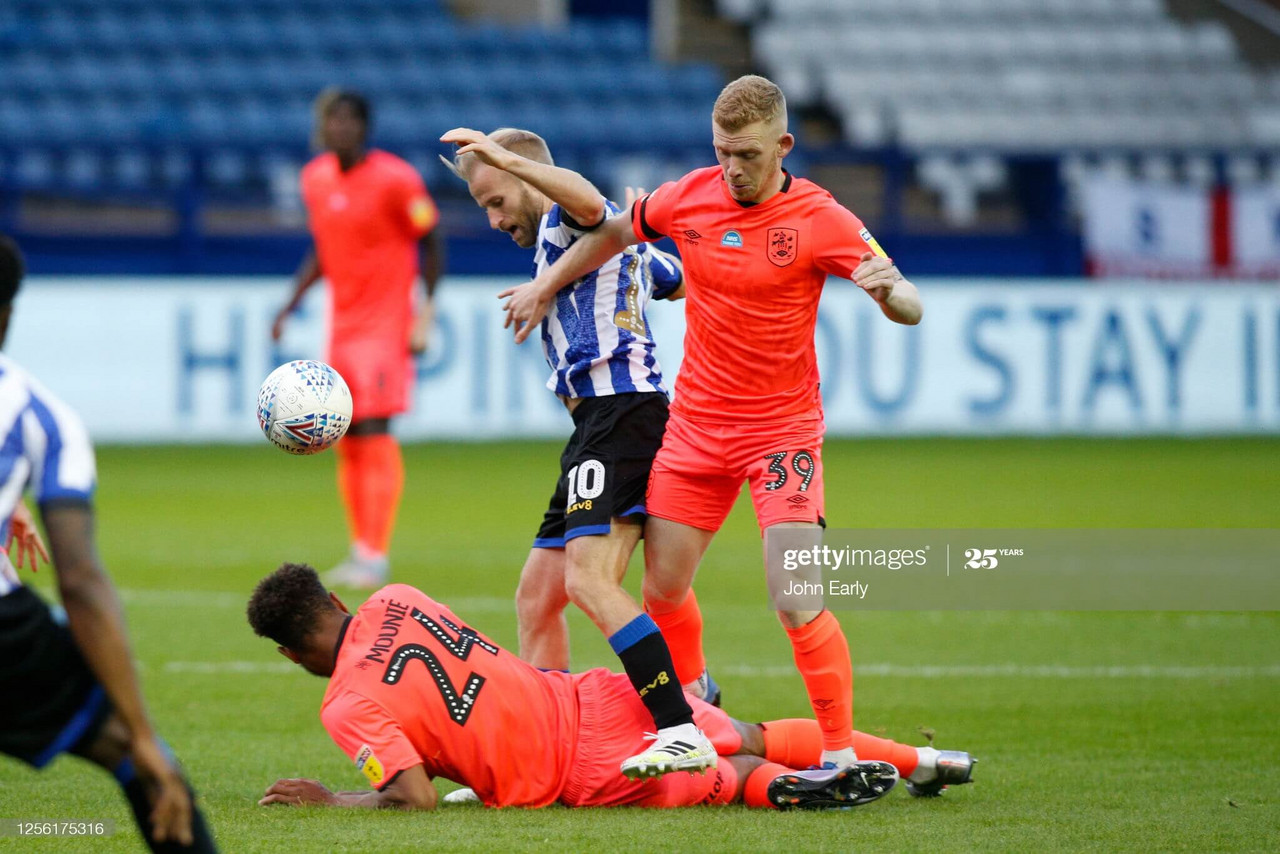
[498,280,552,344]
[131,736,194,845]
[623,186,647,208]
[6,501,49,571]
[259,778,336,807]
[852,251,900,302]
[440,128,513,172]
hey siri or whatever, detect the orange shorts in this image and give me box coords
[560,669,742,809]
[326,336,412,422]
[646,413,825,534]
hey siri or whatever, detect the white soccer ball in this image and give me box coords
[256,360,353,455]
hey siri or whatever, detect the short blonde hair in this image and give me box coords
[451,128,553,180]
[712,75,787,132]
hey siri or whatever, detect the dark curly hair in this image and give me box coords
[326,90,371,128]
[247,563,338,648]
[0,234,25,307]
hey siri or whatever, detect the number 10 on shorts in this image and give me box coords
[567,459,606,511]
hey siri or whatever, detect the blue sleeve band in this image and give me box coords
[608,613,660,655]
[113,756,136,786]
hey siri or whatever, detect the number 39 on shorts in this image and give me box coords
[763,450,816,492]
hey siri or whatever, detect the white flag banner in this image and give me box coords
[1232,184,1280,278]
[1080,176,1212,278]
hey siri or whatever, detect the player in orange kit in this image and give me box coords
[272,91,442,589]
[500,76,932,783]
[247,564,973,811]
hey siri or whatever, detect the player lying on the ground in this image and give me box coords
[0,237,218,853]
[247,564,974,811]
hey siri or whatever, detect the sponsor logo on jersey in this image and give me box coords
[683,230,703,243]
[859,227,889,259]
[767,227,798,267]
[355,745,385,787]
[720,230,743,248]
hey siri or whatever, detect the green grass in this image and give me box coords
[3,438,1279,852]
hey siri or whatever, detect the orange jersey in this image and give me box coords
[301,150,438,341]
[631,167,885,422]
[320,585,578,807]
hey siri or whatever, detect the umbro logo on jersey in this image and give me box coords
[720,230,743,248]
[683,230,703,242]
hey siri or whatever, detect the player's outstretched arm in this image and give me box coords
[411,230,444,354]
[43,503,195,845]
[498,214,639,343]
[259,765,438,811]
[852,251,923,325]
[272,248,323,340]
[441,128,606,227]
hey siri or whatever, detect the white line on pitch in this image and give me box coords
[721,663,1280,679]
[155,661,1280,678]
[120,589,514,613]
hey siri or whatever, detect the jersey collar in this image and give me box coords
[725,169,793,209]
[333,615,353,661]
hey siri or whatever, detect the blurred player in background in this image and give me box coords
[441,127,717,778]
[501,76,925,777]
[0,236,218,852]
[248,565,976,811]
[272,91,442,589]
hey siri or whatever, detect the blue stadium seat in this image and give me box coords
[274,14,322,53]
[35,100,82,146]
[183,100,229,145]
[112,150,152,190]
[8,53,60,97]
[0,102,38,146]
[133,12,185,51]
[203,60,260,99]
[90,9,135,51]
[100,56,155,98]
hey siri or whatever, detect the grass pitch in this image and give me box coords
[3,438,1278,852]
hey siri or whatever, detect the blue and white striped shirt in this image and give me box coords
[532,201,679,399]
[0,355,96,597]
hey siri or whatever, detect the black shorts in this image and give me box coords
[0,586,112,768]
[534,392,670,547]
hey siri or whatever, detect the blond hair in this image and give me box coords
[712,75,787,132]
[447,128,554,181]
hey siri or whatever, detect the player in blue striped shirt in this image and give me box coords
[443,128,716,778]
[0,235,218,851]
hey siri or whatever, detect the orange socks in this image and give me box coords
[335,438,362,545]
[783,610,853,753]
[760,718,919,778]
[743,762,792,809]
[645,589,706,686]
[335,434,404,556]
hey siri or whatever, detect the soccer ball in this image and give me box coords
[257,360,353,455]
